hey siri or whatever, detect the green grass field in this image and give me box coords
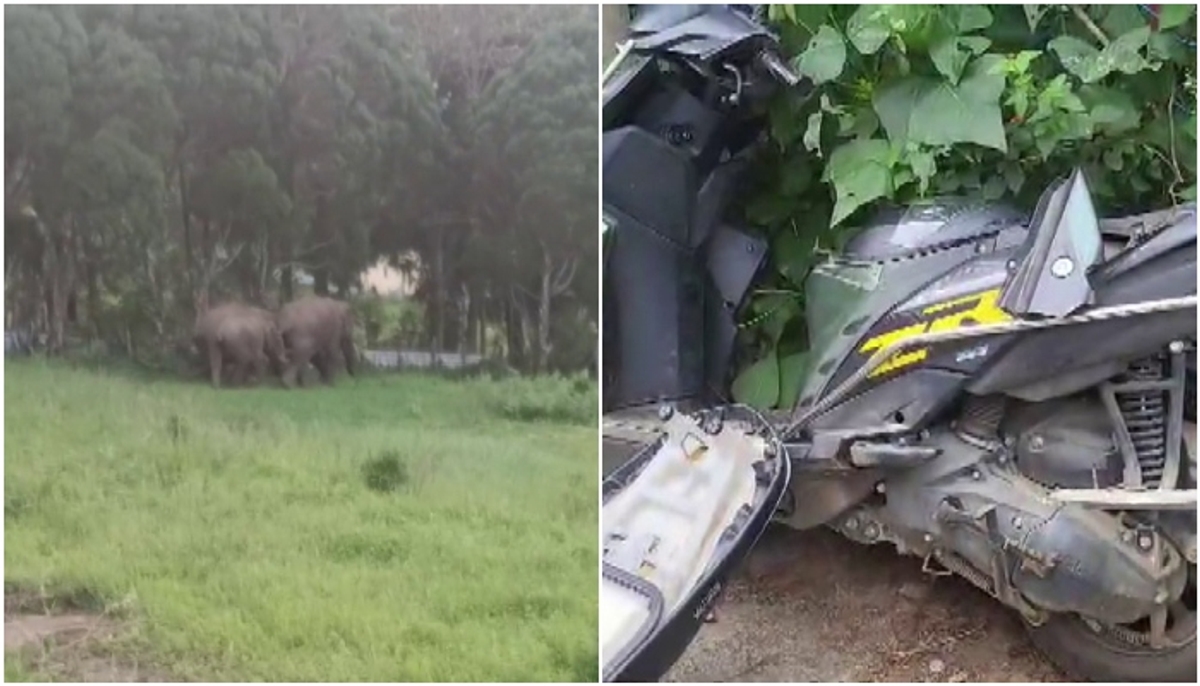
[4,360,598,681]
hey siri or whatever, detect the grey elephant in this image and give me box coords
[277,295,357,387]
[193,302,287,388]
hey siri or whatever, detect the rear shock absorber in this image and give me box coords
[1116,356,1168,487]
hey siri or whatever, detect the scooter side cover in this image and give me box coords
[601,411,790,682]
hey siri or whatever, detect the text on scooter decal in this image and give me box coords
[859,289,1012,377]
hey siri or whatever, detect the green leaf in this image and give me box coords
[1147,31,1187,62]
[1102,148,1124,171]
[1008,88,1030,118]
[746,193,795,227]
[960,36,992,54]
[847,107,880,139]
[1078,85,1140,135]
[824,138,892,226]
[731,349,780,409]
[778,352,811,409]
[1107,27,1153,74]
[755,293,802,343]
[846,5,892,54]
[1101,5,1148,36]
[1033,128,1060,158]
[1002,163,1025,193]
[982,174,1007,200]
[872,55,1007,151]
[780,157,815,195]
[930,37,971,83]
[1157,4,1195,30]
[1049,35,1103,80]
[796,25,846,84]
[888,6,943,53]
[930,35,993,84]
[773,230,817,285]
[803,110,823,153]
[1023,5,1050,33]
[778,5,831,35]
[768,97,801,146]
[907,147,936,194]
[1050,28,1152,83]
[952,6,994,33]
[1006,50,1043,74]
[1181,184,1197,202]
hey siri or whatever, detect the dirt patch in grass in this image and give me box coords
[4,589,174,682]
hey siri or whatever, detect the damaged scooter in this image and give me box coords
[601,5,1197,682]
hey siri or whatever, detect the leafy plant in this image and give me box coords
[733,4,1196,409]
[361,450,410,493]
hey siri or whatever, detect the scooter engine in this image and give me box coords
[842,415,1189,628]
[1002,395,1126,489]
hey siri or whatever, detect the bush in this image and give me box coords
[729,4,1196,408]
[476,373,597,425]
[361,450,411,494]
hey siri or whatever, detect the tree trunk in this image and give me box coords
[43,217,77,354]
[282,265,294,302]
[84,252,101,339]
[537,249,553,374]
[432,231,444,365]
[314,269,329,295]
[177,149,196,314]
[472,288,485,357]
[517,298,534,374]
[504,298,524,370]
[456,283,469,356]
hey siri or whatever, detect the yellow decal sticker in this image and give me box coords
[859,289,1011,378]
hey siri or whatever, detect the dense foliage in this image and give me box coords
[731,4,1197,408]
[4,5,598,373]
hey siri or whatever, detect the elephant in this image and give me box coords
[276,295,357,387]
[193,302,287,388]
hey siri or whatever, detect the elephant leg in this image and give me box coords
[250,353,267,386]
[228,361,246,387]
[313,350,335,385]
[285,344,313,388]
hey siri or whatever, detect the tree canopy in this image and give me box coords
[5,4,598,373]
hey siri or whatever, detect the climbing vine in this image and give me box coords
[731,4,1197,409]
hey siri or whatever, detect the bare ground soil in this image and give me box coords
[665,526,1069,683]
[4,590,174,682]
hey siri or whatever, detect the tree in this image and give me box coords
[4,5,597,374]
[474,8,599,371]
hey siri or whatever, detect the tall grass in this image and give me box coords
[4,360,598,681]
[476,372,597,426]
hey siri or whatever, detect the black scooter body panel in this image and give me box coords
[970,215,1197,395]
